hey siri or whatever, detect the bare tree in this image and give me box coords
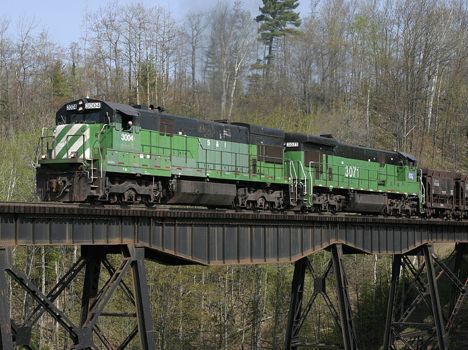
[185,12,205,107]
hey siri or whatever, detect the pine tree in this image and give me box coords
[255,0,301,70]
[51,60,70,104]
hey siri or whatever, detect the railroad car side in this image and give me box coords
[422,169,468,219]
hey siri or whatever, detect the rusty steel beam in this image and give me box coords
[284,246,358,350]
[0,249,13,350]
[383,244,468,350]
[0,202,467,265]
[1,244,156,350]
[383,254,402,350]
[331,245,358,350]
[423,246,447,350]
[127,246,156,350]
[284,257,308,350]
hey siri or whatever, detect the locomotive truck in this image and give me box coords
[35,98,467,218]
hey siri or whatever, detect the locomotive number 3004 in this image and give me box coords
[121,133,134,142]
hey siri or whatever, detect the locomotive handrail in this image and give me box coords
[298,161,308,195]
[420,169,426,205]
[196,138,283,163]
[36,135,54,164]
[194,138,284,179]
[308,162,314,200]
[139,143,254,175]
[289,160,298,202]
[94,123,110,179]
[141,142,194,159]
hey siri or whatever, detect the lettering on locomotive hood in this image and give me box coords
[85,102,101,109]
[66,102,101,111]
[286,142,299,147]
[121,133,134,142]
[344,165,359,178]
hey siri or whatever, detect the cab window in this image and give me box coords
[122,114,134,131]
[56,111,107,124]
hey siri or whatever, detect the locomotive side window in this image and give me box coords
[122,114,133,131]
[257,145,283,164]
[160,118,174,135]
[378,153,385,167]
[305,150,322,179]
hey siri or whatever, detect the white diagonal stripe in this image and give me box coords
[53,124,83,158]
[52,124,69,158]
[61,127,90,159]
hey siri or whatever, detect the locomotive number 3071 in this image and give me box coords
[344,165,359,178]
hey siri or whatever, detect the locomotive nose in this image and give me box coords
[52,124,91,160]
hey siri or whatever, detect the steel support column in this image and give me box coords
[284,245,358,350]
[331,244,357,350]
[383,254,402,350]
[284,257,308,350]
[127,246,155,350]
[0,249,13,350]
[80,246,103,327]
[0,244,156,349]
[384,244,468,349]
[423,245,447,350]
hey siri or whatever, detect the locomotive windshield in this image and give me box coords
[56,110,109,125]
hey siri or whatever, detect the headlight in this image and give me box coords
[69,152,76,158]
[41,154,47,159]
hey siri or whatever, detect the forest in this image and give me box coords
[0,0,467,348]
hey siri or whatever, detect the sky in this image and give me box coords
[1,0,311,45]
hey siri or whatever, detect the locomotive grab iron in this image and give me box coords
[35,98,467,219]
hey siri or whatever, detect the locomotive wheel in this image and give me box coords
[123,189,137,203]
[257,197,267,209]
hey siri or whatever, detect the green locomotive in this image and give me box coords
[35,98,426,215]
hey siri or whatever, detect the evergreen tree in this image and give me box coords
[255,0,301,69]
[50,60,70,104]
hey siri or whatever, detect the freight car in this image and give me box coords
[422,169,468,219]
[35,98,467,219]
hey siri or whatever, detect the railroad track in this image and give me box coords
[0,201,467,226]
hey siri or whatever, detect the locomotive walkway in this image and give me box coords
[0,202,467,349]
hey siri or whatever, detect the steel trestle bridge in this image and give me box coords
[0,202,467,349]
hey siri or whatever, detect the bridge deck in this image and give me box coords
[0,202,467,265]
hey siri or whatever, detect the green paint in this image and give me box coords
[41,120,419,205]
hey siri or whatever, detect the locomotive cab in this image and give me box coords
[35,98,170,202]
[35,98,139,201]
[38,99,111,162]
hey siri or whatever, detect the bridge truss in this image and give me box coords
[0,202,467,349]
